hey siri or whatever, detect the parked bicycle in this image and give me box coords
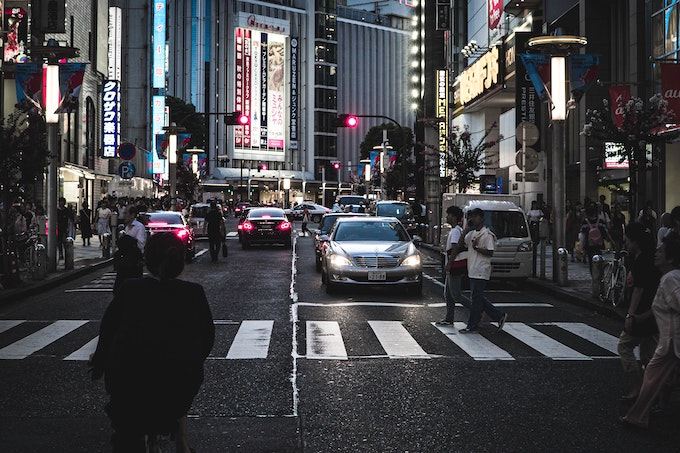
[12,229,45,279]
[600,249,628,307]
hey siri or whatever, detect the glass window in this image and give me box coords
[315,42,337,63]
[482,211,529,239]
[653,12,665,57]
[314,111,338,132]
[315,64,337,86]
[314,135,337,156]
[315,88,337,110]
[666,5,678,53]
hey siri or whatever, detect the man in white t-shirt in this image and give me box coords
[458,208,507,333]
[436,205,472,325]
[122,205,147,252]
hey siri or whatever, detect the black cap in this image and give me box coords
[468,208,484,217]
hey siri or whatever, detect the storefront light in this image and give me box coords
[550,56,567,121]
[43,64,60,124]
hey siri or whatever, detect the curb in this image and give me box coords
[0,258,113,304]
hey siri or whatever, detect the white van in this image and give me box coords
[441,199,533,279]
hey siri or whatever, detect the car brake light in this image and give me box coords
[278,221,291,231]
[237,224,243,230]
[242,221,254,231]
[176,228,189,239]
[148,222,168,227]
[261,214,271,218]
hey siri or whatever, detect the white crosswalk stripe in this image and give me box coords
[0,319,624,362]
[65,272,116,293]
[226,320,274,359]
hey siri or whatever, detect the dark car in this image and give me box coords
[139,211,195,262]
[241,207,292,249]
[236,207,252,242]
[373,201,417,236]
[234,201,252,217]
[313,212,368,271]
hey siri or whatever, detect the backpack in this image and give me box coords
[586,220,603,247]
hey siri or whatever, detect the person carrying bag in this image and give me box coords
[437,205,472,325]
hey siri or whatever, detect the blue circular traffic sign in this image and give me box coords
[118,162,136,179]
[118,142,137,160]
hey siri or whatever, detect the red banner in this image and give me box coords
[609,85,631,130]
[661,63,680,122]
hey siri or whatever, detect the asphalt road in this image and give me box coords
[1,218,679,452]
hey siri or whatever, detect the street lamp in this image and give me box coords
[527,34,587,286]
[162,124,186,210]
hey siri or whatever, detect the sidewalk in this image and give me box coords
[0,232,113,304]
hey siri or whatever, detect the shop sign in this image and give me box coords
[102,80,120,158]
[436,69,448,177]
[459,46,502,105]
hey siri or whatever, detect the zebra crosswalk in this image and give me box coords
[0,319,625,362]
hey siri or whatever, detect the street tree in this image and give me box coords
[582,93,679,216]
[359,123,415,199]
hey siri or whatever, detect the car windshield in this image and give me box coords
[319,215,344,233]
[141,212,183,225]
[249,208,285,219]
[333,221,410,242]
[338,196,365,206]
[481,211,529,239]
[376,203,412,220]
[190,206,210,218]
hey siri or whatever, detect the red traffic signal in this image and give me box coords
[336,114,358,128]
[332,161,341,170]
[224,111,249,125]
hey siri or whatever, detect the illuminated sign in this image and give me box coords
[152,96,166,174]
[152,1,166,89]
[459,46,502,105]
[108,7,122,81]
[102,80,120,158]
[436,69,448,177]
[604,142,628,169]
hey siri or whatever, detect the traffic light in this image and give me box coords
[336,114,358,128]
[257,162,267,171]
[224,111,249,125]
[332,161,341,170]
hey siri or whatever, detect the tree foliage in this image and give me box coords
[422,121,500,193]
[581,93,679,213]
[165,96,205,201]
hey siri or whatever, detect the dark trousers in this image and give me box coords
[209,236,221,261]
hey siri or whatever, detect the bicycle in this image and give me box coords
[600,249,628,307]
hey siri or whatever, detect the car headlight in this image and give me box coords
[401,254,421,267]
[329,254,353,267]
[518,241,533,252]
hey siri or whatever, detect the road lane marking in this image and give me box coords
[427,302,553,308]
[298,302,426,308]
[306,321,347,360]
[547,322,620,355]
[64,336,99,361]
[434,322,515,361]
[0,320,24,334]
[226,320,274,359]
[502,322,591,360]
[0,320,88,359]
[368,321,430,358]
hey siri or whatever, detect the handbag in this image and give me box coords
[221,241,228,257]
[448,249,468,275]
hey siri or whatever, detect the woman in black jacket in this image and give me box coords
[90,232,215,452]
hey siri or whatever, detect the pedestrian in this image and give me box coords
[78,201,93,246]
[656,212,673,248]
[599,194,611,220]
[617,222,660,402]
[579,202,611,273]
[671,206,680,233]
[89,232,215,452]
[96,200,112,245]
[56,197,69,260]
[436,205,472,325]
[620,231,680,429]
[112,234,143,295]
[203,201,225,262]
[31,204,47,245]
[301,205,311,236]
[565,199,580,262]
[121,205,147,253]
[609,202,626,253]
[527,200,543,244]
[457,208,508,333]
[637,200,657,236]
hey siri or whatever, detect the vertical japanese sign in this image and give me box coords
[251,35,261,147]
[108,7,122,81]
[267,33,286,149]
[152,96,166,173]
[260,32,269,147]
[514,33,542,152]
[290,37,299,147]
[102,80,120,158]
[243,29,252,147]
[152,1,167,176]
[436,69,448,178]
[235,28,244,147]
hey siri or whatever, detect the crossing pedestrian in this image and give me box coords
[436,205,471,325]
[203,201,225,262]
[301,205,311,236]
[620,231,680,429]
[458,208,507,333]
[89,232,215,452]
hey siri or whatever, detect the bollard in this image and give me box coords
[557,247,569,287]
[591,255,605,299]
[102,233,112,259]
[64,237,75,270]
[33,243,47,280]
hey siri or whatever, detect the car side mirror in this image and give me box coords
[412,235,423,246]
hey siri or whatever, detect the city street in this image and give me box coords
[1,219,679,452]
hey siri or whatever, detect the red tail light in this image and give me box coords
[175,228,189,239]
[237,224,243,230]
[278,221,291,231]
[148,222,168,227]
[242,221,254,231]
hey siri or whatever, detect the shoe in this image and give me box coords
[497,313,508,332]
[435,320,454,325]
[459,327,478,334]
[617,416,646,430]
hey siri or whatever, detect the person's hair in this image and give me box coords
[446,205,463,221]
[671,206,680,224]
[210,201,217,209]
[126,205,138,217]
[117,234,139,254]
[660,212,673,228]
[144,232,185,280]
[585,203,598,218]
[625,221,655,255]
[661,231,680,267]
[468,208,484,218]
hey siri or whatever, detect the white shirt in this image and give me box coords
[527,209,543,223]
[125,219,147,252]
[464,226,496,280]
[445,225,463,266]
[652,269,680,358]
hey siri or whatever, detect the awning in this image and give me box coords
[212,167,314,181]
[63,163,114,181]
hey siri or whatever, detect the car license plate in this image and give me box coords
[368,271,386,281]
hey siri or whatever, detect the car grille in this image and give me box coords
[354,256,400,268]
[492,262,521,273]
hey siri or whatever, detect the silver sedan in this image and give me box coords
[321,217,422,294]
